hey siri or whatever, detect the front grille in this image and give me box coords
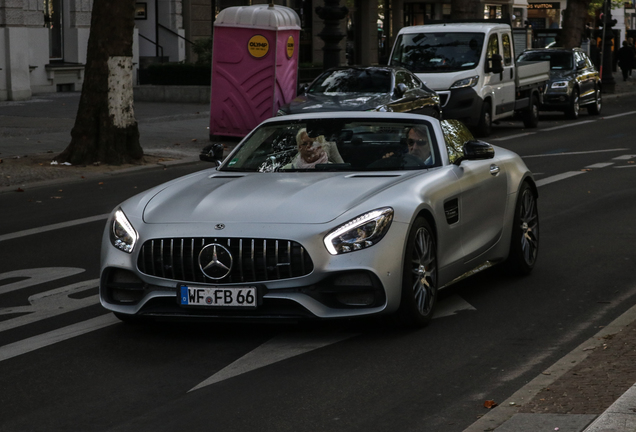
[137,237,314,284]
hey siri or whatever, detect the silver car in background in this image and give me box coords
[100,112,539,328]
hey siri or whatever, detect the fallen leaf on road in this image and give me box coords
[484,400,497,409]
[16,188,24,192]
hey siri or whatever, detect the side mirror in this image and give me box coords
[394,83,408,98]
[576,60,586,70]
[454,140,494,165]
[464,140,495,160]
[488,54,504,74]
[199,143,225,165]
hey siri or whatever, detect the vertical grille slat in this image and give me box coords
[138,237,313,284]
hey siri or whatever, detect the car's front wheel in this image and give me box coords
[566,88,580,119]
[395,217,438,328]
[587,87,602,115]
[503,182,539,275]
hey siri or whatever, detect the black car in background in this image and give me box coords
[517,48,602,119]
[278,66,441,118]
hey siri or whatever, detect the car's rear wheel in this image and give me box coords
[522,94,540,128]
[395,217,438,328]
[566,88,580,119]
[503,182,539,275]
[475,100,492,137]
[587,87,602,115]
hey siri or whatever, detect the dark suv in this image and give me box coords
[517,48,602,119]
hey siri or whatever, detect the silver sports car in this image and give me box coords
[100,112,539,327]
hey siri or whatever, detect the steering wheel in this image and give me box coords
[402,153,428,168]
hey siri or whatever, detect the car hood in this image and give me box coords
[549,69,576,81]
[284,93,390,114]
[142,171,414,224]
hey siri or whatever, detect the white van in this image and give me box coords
[389,22,550,137]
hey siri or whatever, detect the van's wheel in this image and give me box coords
[587,87,602,115]
[522,95,540,128]
[475,100,492,137]
[394,217,438,328]
[566,88,580,119]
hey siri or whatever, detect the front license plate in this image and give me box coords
[179,285,257,308]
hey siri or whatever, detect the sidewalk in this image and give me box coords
[2,76,636,432]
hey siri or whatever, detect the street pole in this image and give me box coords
[315,0,349,70]
[600,0,616,93]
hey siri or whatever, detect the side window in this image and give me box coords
[441,119,475,164]
[487,34,499,58]
[502,34,512,66]
[395,71,408,87]
[583,53,594,69]
[406,73,421,89]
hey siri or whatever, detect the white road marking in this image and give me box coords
[536,171,585,187]
[190,295,478,391]
[432,294,477,319]
[585,163,614,169]
[0,279,99,333]
[615,165,636,169]
[603,110,636,119]
[188,332,357,392]
[523,148,629,158]
[541,120,596,131]
[489,132,536,142]
[0,314,119,362]
[0,214,109,243]
[612,154,636,160]
[0,267,85,295]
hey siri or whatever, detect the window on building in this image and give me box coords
[44,0,63,60]
[404,3,435,26]
[484,5,502,20]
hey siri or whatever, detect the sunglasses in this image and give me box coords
[407,138,428,147]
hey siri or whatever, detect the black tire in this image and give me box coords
[522,95,540,128]
[475,100,492,137]
[395,217,438,328]
[566,88,580,119]
[503,182,539,275]
[587,87,602,115]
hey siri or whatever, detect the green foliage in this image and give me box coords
[588,0,623,17]
[139,63,211,86]
[192,37,213,66]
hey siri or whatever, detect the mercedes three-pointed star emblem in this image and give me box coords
[198,243,233,280]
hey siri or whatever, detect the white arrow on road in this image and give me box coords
[189,294,476,392]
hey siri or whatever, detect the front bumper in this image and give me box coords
[99,220,410,321]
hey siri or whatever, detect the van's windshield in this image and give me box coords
[391,32,485,73]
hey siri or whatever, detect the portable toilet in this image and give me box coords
[209,4,301,138]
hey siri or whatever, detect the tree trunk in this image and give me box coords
[450,0,481,20]
[57,0,143,165]
[561,0,592,49]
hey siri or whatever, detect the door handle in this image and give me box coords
[490,164,500,176]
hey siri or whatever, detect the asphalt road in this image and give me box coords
[1,96,635,432]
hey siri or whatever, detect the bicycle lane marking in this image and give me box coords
[0,314,119,362]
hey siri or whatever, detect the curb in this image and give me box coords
[0,155,201,195]
[463,300,636,431]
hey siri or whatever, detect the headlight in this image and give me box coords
[276,109,287,116]
[324,208,394,255]
[110,209,138,253]
[450,76,479,89]
[551,81,568,89]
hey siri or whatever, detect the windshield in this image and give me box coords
[221,118,441,173]
[391,32,485,73]
[308,69,392,94]
[517,51,573,70]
